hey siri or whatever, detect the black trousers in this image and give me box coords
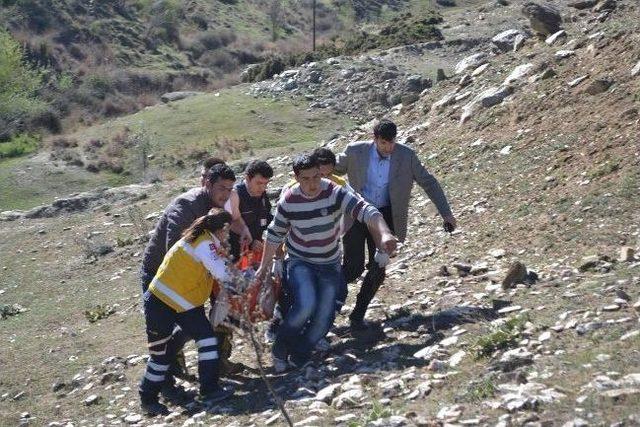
[342,206,394,322]
[141,271,190,385]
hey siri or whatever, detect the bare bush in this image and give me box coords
[199,50,238,73]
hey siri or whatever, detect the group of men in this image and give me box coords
[140,118,456,395]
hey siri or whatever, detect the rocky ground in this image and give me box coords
[1,0,640,426]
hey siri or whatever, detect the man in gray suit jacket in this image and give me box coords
[335,119,456,330]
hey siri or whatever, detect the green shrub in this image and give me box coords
[0,134,40,158]
[0,29,46,139]
[473,315,528,358]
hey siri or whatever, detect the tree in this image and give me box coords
[268,0,282,42]
[0,30,45,140]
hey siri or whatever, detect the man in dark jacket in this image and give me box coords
[228,160,274,262]
[140,163,248,401]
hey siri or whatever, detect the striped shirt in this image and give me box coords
[266,178,381,264]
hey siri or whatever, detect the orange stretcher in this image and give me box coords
[214,244,280,323]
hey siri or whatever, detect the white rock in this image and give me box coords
[441,336,459,347]
[461,86,513,123]
[124,414,143,424]
[413,345,440,360]
[499,145,512,155]
[471,63,490,76]
[265,413,281,425]
[489,248,506,258]
[449,351,466,367]
[492,29,527,52]
[331,389,364,409]
[83,394,99,405]
[631,61,640,77]
[334,414,357,423]
[498,305,522,314]
[455,53,489,75]
[546,30,567,45]
[437,404,463,421]
[513,34,527,52]
[620,330,639,341]
[538,331,552,342]
[315,383,341,403]
[556,50,576,59]
[504,63,535,84]
[568,75,589,87]
[294,415,322,426]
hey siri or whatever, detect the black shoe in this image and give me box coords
[349,317,370,331]
[141,399,170,416]
[161,383,196,405]
[200,385,235,406]
[349,319,385,342]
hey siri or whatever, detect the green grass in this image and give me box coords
[0,85,353,211]
[349,400,393,427]
[72,85,352,156]
[0,134,40,159]
[0,156,129,211]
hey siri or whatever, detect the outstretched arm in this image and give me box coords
[411,151,457,230]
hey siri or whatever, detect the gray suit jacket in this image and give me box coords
[335,141,452,242]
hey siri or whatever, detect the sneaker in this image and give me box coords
[200,385,235,406]
[272,356,288,374]
[161,383,195,405]
[141,399,170,416]
[314,337,330,352]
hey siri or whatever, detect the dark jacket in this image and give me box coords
[141,188,212,276]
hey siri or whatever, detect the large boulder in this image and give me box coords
[492,29,528,52]
[160,91,203,103]
[522,2,562,36]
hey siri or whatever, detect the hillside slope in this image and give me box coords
[0,0,427,138]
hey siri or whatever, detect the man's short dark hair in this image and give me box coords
[201,157,225,178]
[207,163,236,184]
[245,160,274,179]
[373,119,397,141]
[311,147,336,166]
[292,153,319,175]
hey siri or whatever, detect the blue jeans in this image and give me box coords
[273,257,340,365]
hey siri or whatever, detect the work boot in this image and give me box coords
[200,385,235,406]
[160,383,195,405]
[140,394,170,416]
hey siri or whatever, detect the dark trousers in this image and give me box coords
[342,206,394,323]
[139,292,221,400]
[140,271,189,386]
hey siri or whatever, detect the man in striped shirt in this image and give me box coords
[256,154,398,370]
